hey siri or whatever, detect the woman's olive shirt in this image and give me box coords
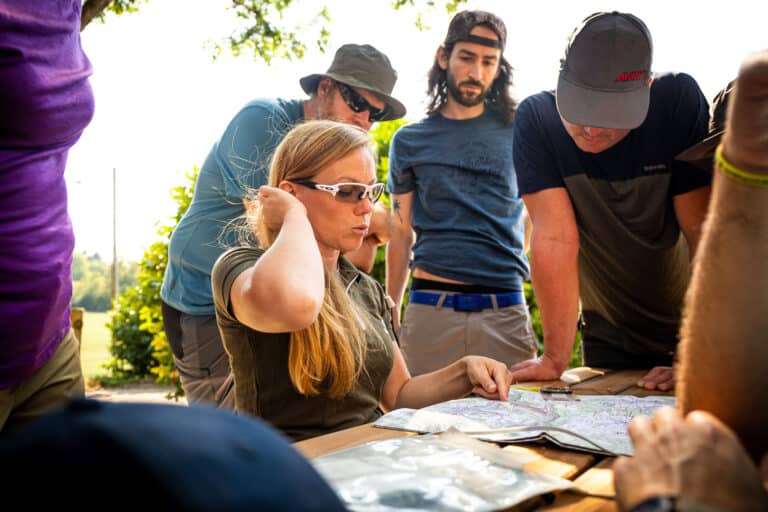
[212,247,396,441]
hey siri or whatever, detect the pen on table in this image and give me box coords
[511,385,541,392]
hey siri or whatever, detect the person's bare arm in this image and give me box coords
[385,192,414,332]
[673,186,711,260]
[509,188,579,382]
[345,203,391,273]
[230,186,325,333]
[678,50,768,461]
[380,342,513,411]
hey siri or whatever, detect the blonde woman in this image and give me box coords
[212,120,513,441]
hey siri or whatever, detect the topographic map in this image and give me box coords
[374,390,675,456]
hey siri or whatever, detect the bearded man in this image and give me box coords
[386,11,536,375]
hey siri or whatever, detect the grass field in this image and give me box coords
[79,311,112,379]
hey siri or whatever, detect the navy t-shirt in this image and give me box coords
[513,73,711,357]
[388,110,528,290]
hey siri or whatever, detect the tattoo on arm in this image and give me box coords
[393,199,403,224]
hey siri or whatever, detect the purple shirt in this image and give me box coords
[0,1,94,388]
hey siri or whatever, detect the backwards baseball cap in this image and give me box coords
[557,12,653,129]
[676,80,735,170]
[0,399,345,511]
[444,10,507,50]
[300,43,406,121]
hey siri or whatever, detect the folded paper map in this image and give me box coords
[374,390,674,456]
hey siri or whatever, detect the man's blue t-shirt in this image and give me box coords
[513,73,711,356]
[161,98,304,315]
[388,110,528,290]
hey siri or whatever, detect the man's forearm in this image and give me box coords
[530,236,580,373]
[678,171,768,459]
[385,232,413,310]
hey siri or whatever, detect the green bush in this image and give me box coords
[106,167,198,393]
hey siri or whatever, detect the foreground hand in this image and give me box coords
[508,353,563,383]
[257,185,307,232]
[614,408,768,512]
[637,366,675,391]
[464,356,513,401]
[722,50,768,174]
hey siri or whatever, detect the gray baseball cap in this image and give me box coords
[557,12,653,129]
[300,43,406,121]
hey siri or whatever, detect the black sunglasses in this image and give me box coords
[336,83,388,122]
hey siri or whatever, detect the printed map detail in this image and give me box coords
[374,390,675,456]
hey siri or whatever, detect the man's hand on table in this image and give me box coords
[637,366,675,391]
[508,353,564,383]
[614,407,768,512]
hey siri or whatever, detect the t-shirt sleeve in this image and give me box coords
[666,73,713,195]
[211,247,264,324]
[216,102,290,198]
[386,128,416,195]
[513,96,567,195]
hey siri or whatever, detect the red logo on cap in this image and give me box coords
[616,71,645,82]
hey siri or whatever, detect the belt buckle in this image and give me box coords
[453,293,484,312]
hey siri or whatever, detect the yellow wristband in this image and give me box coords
[714,144,768,187]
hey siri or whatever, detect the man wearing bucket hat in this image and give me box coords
[161,44,405,407]
[510,12,711,390]
[387,11,537,376]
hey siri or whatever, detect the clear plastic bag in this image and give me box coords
[311,429,573,511]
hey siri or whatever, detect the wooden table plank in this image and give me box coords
[570,457,616,498]
[293,424,415,458]
[497,444,596,480]
[541,494,616,511]
[571,369,646,395]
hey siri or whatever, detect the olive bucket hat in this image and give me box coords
[299,43,406,121]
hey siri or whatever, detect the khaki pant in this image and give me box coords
[0,329,84,432]
[161,302,234,408]
[400,297,537,376]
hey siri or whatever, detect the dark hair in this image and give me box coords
[426,36,517,125]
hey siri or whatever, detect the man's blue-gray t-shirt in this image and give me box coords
[161,98,304,315]
[387,110,528,290]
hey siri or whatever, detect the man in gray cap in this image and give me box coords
[510,12,711,390]
[387,11,536,376]
[161,44,405,407]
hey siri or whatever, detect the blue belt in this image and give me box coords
[409,290,525,312]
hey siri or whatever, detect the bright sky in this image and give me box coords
[66,0,768,262]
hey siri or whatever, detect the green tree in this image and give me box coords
[368,118,407,286]
[81,0,467,63]
[106,167,197,392]
[72,252,138,312]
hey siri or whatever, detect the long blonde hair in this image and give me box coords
[254,120,376,398]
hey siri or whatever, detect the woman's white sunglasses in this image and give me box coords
[291,180,385,204]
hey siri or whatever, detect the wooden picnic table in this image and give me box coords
[293,368,673,511]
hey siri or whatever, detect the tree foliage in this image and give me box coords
[368,118,408,285]
[81,0,467,63]
[72,252,137,312]
[106,167,197,392]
